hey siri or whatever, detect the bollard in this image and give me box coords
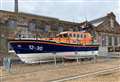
[3,57,7,69]
[7,57,12,72]
[3,57,12,73]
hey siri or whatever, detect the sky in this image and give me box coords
[0,0,120,23]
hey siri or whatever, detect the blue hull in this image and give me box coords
[9,40,99,54]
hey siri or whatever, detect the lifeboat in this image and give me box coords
[9,31,99,63]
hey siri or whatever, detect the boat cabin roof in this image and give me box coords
[57,31,89,36]
[56,31,91,38]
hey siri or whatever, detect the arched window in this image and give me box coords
[108,36,112,46]
[114,37,118,46]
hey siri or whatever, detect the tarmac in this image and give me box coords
[65,72,120,82]
[0,57,119,82]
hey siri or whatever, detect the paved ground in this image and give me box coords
[1,58,120,82]
[65,71,120,82]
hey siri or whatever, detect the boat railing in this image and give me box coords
[15,38,37,40]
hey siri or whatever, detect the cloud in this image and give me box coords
[31,0,118,22]
[1,0,14,11]
[1,0,119,23]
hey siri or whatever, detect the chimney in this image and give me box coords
[15,0,18,13]
[107,12,116,19]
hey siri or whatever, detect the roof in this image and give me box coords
[0,10,58,21]
[89,17,106,27]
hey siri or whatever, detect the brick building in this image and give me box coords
[0,10,79,39]
[0,10,120,56]
[80,12,120,55]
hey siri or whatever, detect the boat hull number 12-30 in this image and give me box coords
[29,45,43,51]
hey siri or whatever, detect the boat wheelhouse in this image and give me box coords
[42,31,93,45]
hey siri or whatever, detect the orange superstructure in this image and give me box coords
[41,31,93,45]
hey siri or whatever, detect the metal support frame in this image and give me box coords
[76,57,79,63]
[61,56,64,65]
[54,54,57,66]
[93,55,97,64]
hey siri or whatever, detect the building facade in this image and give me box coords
[80,12,120,55]
[0,10,79,39]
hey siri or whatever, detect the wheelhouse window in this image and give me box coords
[58,35,62,38]
[63,33,68,38]
[81,34,83,38]
[77,34,79,38]
[73,34,76,38]
[84,34,86,38]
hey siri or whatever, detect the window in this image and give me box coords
[81,34,83,38]
[102,35,106,46]
[77,34,79,38]
[110,19,114,28]
[59,35,62,38]
[44,25,51,32]
[69,34,72,37]
[119,37,120,44]
[114,37,118,46]
[29,22,36,31]
[63,34,68,38]
[7,20,17,28]
[84,34,86,38]
[108,36,112,46]
[73,34,76,38]
[58,26,63,32]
